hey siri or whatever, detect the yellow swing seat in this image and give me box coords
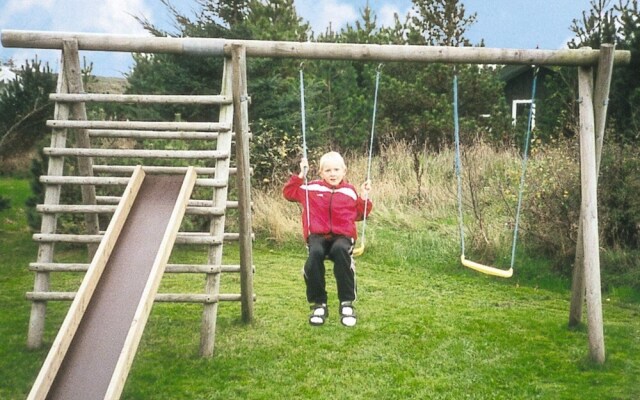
[460,255,513,278]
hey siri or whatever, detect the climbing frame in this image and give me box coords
[26,39,253,357]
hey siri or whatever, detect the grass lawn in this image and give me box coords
[1,177,639,399]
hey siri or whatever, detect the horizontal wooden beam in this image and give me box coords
[50,93,232,104]
[92,165,238,176]
[26,291,252,303]
[87,129,227,140]
[1,29,631,66]
[31,232,245,244]
[29,262,249,273]
[47,120,229,131]
[42,147,229,160]
[39,174,227,187]
[36,204,226,216]
[96,196,239,209]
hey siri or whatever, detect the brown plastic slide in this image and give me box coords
[28,167,196,400]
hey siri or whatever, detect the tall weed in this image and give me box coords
[253,138,637,287]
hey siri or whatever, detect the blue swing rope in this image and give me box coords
[453,66,539,276]
[510,67,539,270]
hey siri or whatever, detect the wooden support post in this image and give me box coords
[569,45,615,328]
[199,58,234,357]
[232,44,254,323]
[62,40,100,257]
[578,65,605,364]
[27,65,68,349]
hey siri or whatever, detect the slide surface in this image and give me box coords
[44,174,189,400]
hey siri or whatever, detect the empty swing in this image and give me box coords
[298,64,380,257]
[452,67,539,278]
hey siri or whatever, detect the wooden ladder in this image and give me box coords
[28,40,253,357]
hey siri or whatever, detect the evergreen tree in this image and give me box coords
[555,0,640,143]
[0,59,56,162]
[408,0,477,46]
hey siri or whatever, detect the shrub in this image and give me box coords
[598,143,640,249]
[521,139,581,271]
[0,195,10,212]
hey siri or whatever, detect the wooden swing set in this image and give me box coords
[1,30,630,398]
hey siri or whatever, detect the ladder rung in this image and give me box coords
[39,175,228,188]
[36,204,117,213]
[26,292,250,303]
[40,176,129,185]
[32,232,240,244]
[50,93,233,105]
[28,263,89,272]
[92,165,237,176]
[36,204,225,216]
[87,129,226,139]
[42,147,229,160]
[96,196,239,209]
[47,120,228,131]
[155,293,251,303]
[28,262,247,273]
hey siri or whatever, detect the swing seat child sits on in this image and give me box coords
[283,151,372,326]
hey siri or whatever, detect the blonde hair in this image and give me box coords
[319,151,346,171]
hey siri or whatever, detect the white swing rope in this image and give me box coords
[353,64,382,256]
[299,65,311,238]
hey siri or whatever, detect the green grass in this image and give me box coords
[1,178,640,399]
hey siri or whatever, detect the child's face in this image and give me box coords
[319,159,346,186]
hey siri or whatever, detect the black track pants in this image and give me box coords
[304,234,355,304]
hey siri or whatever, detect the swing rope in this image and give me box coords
[453,66,539,278]
[510,67,539,270]
[353,64,382,256]
[299,65,311,238]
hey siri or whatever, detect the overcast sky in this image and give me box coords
[0,0,588,77]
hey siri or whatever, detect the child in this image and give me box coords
[283,151,372,327]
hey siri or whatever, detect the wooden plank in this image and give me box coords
[105,168,197,400]
[578,66,605,364]
[27,166,145,400]
[1,30,631,66]
[47,119,226,131]
[51,93,232,104]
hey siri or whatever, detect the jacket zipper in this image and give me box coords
[328,189,334,233]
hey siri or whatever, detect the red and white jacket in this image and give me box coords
[283,175,373,241]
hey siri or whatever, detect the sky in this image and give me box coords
[0,0,588,77]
